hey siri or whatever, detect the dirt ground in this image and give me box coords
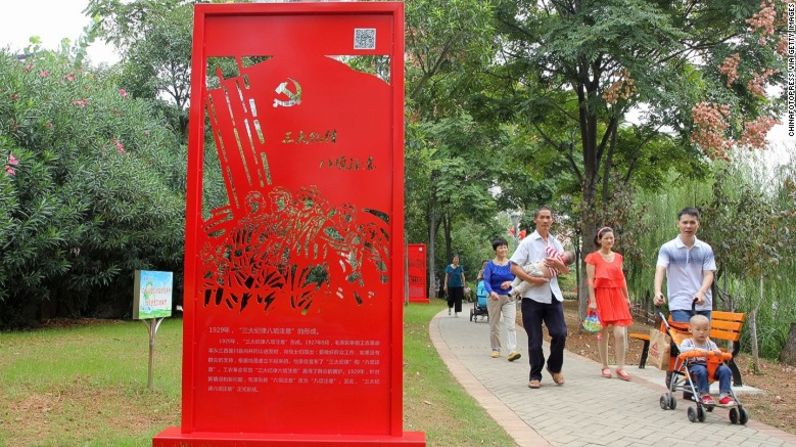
[555,304,796,435]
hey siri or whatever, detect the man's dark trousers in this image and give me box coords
[521,295,567,381]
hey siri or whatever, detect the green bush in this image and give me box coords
[0,48,186,327]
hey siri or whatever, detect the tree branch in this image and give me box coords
[566,142,583,184]
[596,114,618,165]
[409,37,455,101]
[623,125,665,183]
[532,122,565,152]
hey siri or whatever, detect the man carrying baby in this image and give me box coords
[510,206,569,389]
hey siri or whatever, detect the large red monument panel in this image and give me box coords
[154,3,423,446]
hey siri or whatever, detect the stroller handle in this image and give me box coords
[657,298,699,330]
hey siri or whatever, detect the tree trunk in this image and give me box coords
[578,198,599,321]
[574,62,601,322]
[427,199,438,299]
[574,231,581,306]
[749,308,760,374]
[443,214,452,262]
[780,322,796,366]
[749,275,763,374]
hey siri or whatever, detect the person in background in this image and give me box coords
[585,226,633,381]
[484,238,521,362]
[444,254,465,317]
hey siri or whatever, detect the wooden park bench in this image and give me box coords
[629,310,746,386]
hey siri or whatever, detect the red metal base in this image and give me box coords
[407,297,430,304]
[153,427,426,446]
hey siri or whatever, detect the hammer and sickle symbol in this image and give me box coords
[273,78,302,108]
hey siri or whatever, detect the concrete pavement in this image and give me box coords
[429,308,796,447]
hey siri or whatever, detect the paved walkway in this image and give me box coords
[429,308,796,447]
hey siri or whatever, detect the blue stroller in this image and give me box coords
[469,279,489,322]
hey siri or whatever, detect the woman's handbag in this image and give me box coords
[582,310,602,333]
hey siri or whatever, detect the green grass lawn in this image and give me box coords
[0,304,516,446]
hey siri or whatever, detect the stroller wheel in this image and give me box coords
[659,395,669,410]
[697,406,706,422]
[687,406,697,423]
[668,393,677,410]
[706,405,713,413]
[469,309,474,321]
[729,408,738,424]
[738,407,749,425]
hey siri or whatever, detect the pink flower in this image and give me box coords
[5,165,16,176]
[7,154,19,166]
[65,72,76,82]
[39,70,49,78]
[71,99,89,108]
[118,88,128,98]
[691,102,732,159]
[747,69,776,97]
[113,138,126,154]
[740,116,779,149]
[719,53,740,87]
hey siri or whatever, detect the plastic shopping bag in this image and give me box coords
[582,310,602,333]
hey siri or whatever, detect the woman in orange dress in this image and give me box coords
[585,226,634,381]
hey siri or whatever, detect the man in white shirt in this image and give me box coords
[510,206,570,389]
[653,207,717,322]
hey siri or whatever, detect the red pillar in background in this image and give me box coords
[153,3,424,446]
[407,244,428,303]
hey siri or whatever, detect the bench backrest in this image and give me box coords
[661,311,745,348]
[710,311,745,342]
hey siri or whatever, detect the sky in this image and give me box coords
[0,0,119,65]
[0,0,792,171]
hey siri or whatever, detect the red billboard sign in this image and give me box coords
[407,244,428,303]
[154,3,424,446]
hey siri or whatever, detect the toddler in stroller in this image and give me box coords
[659,311,748,424]
[470,277,489,322]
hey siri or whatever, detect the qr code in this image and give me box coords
[354,28,376,50]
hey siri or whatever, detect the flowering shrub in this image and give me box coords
[0,48,190,327]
